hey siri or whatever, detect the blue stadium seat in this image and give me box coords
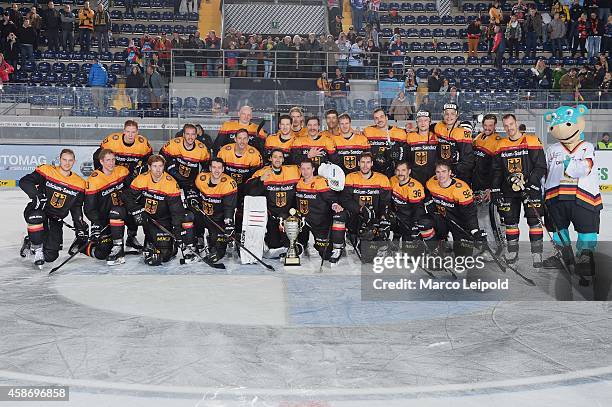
[151,0,163,7]
[187,12,199,21]
[440,56,452,66]
[404,15,415,25]
[445,28,457,38]
[401,2,411,11]
[149,11,161,20]
[81,63,92,73]
[476,2,488,11]
[52,62,65,73]
[413,55,426,65]
[105,107,118,117]
[184,97,198,111]
[522,56,536,66]
[175,13,188,21]
[160,24,173,33]
[442,15,454,25]
[507,57,521,66]
[113,51,125,62]
[457,67,470,78]
[66,62,79,74]
[107,73,117,86]
[147,24,160,34]
[407,28,418,38]
[467,15,478,24]
[423,42,435,52]
[136,10,149,20]
[420,28,431,37]
[433,28,444,38]
[563,56,576,66]
[416,68,429,80]
[100,51,112,62]
[60,72,73,83]
[459,78,472,88]
[417,15,428,24]
[117,37,129,47]
[472,68,484,77]
[426,56,439,65]
[462,3,474,12]
[47,73,59,83]
[484,68,497,79]
[437,42,448,52]
[110,10,122,19]
[413,2,424,12]
[162,11,174,21]
[426,2,436,11]
[410,42,422,52]
[134,24,146,34]
[120,23,133,34]
[449,42,462,52]
[576,56,587,65]
[43,50,57,60]
[480,55,493,65]
[442,67,456,78]
[454,15,466,25]
[429,15,440,25]
[185,25,197,34]
[379,2,388,10]
[30,72,43,83]
[110,63,123,74]
[37,62,51,73]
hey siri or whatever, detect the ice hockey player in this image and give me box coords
[212,105,267,156]
[245,149,301,257]
[96,119,152,251]
[194,158,238,263]
[491,114,547,267]
[19,149,88,268]
[362,108,406,176]
[422,161,486,257]
[175,123,214,152]
[296,158,347,263]
[432,103,475,184]
[290,116,337,168]
[123,155,197,266]
[389,161,427,250]
[289,106,308,139]
[340,152,392,260]
[472,114,504,252]
[83,149,131,265]
[320,109,340,138]
[543,105,602,277]
[216,128,263,188]
[405,110,440,185]
[331,113,371,174]
[264,114,294,163]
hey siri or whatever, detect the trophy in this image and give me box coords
[283,208,303,266]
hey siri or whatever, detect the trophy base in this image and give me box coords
[284,256,301,266]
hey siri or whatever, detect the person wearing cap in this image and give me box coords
[362,107,407,176]
[330,14,343,38]
[405,110,440,186]
[432,103,475,184]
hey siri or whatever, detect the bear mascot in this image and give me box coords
[542,104,602,282]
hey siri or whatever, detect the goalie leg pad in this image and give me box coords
[240,196,268,264]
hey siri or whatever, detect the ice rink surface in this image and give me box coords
[1,189,612,407]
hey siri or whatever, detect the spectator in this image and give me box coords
[559,67,579,99]
[317,71,331,96]
[595,61,607,85]
[489,1,503,24]
[327,0,342,30]
[586,11,602,59]
[17,18,36,68]
[276,35,293,78]
[389,90,413,121]
[363,38,379,79]
[173,0,181,15]
[1,12,17,52]
[155,33,172,76]
[529,58,553,89]
[444,86,460,106]
[350,0,366,32]
[599,53,609,72]
[93,3,111,54]
[388,34,405,76]
[549,12,567,59]
[8,3,22,27]
[506,15,523,59]
[380,68,399,111]
[418,94,435,112]
[330,14,343,39]
[59,4,74,52]
[572,13,588,57]
[205,30,221,77]
[27,7,42,51]
[438,78,450,96]
[245,35,258,77]
[467,18,481,57]
[364,23,379,48]
[427,68,442,94]
[600,0,610,22]
[366,0,380,26]
[126,65,144,108]
[347,25,358,44]
[0,53,14,86]
[125,39,141,74]
[225,41,239,77]
[88,57,108,109]
[292,35,306,77]
[601,72,611,105]
[145,64,164,109]
[42,1,60,52]
[4,32,19,72]
[348,36,364,78]
[524,6,542,58]
[404,68,417,107]
[336,32,351,75]
[186,0,196,13]
[305,32,323,78]
[552,61,567,89]
[605,15,612,54]
[330,67,350,113]
[262,37,275,79]
[322,34,339,73]
[125,0,135,17]
[492,24,506,70]
[597,132,612,149]
[170,31,182,49]
[78,1,94,53]
[512,0,528,22]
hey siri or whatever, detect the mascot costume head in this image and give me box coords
[544,104,588,150]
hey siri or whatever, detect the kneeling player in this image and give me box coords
[83,149,131,265]
[19,149,88,268]
[194,158,238,263]
[422,161,486,258]
[123,155,197,266]
[296,159,347,263]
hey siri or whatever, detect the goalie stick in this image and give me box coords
[49,225,110,275]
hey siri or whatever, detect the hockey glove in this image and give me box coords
[90,223,102,241]
[184,189,200,210]
[470,229,487,242]
[508,173,526,192]
[132,208,146,226]
[491,189,505,208]
[68,227,89,255]
[224,218,235,239]
[359,204,376,226]
[33,193,47,211]
[378,218,392,240]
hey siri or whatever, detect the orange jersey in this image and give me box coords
[425,176,478,230]
[290,134,337,167]
[213,120,267,155]
[124,171,183,223]
[291,126,308,139]
[362,125,406,156]
[321,128,340,138]
[216,143,263,186]
[248,165,301,216]
[390,175,426,223]
[160,137,211,188]
[264,132,294,163]
[194,172,238,219]
[331,132,371,174]
[100,133,153,175]
[341,171,391,217]
[85,166,130,224]
[432,122,475,183]
[405,131,440,186]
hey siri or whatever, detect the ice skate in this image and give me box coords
[181,245,200,264]
[532,253,543,268]
[329,248,342,264]
[126,231,144,251]
[20,236,31,258]
[106,242,126,266]
[33,245,44,269]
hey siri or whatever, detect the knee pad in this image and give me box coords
[333,211,348,223]
[109,205,127,220]
[25,208,46,225]
[314,237,330,257]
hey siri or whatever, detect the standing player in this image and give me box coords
[212,105,267,156]
[296,159,347,263]
[432,103,475,184]
[194,158,238,263]
[331,113,371,174]
[19,149,88,268]
[290,116,337,168]
[362,108,406,176]
[96,119,153,251]
[320,109,340,138]
[389,161,427,245]
[264,114,294,163]
[472,114,503,253]
[491,114,547,267]
[422,161,486,257]
[289,106,308,139]
[341,153,392,256]
[405,110,439,186]
[216,128,264,188]
[123,155,197,265]
[246,150,301,256]
[83,149,130,265]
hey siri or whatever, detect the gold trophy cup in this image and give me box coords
[283,208,302,266]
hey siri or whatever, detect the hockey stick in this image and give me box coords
[488,201,506,256]
[145,215,226,270]
[190,204,275,271]
[49,225,109,275]
[389,212,438,279]
[445,216,536,286]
